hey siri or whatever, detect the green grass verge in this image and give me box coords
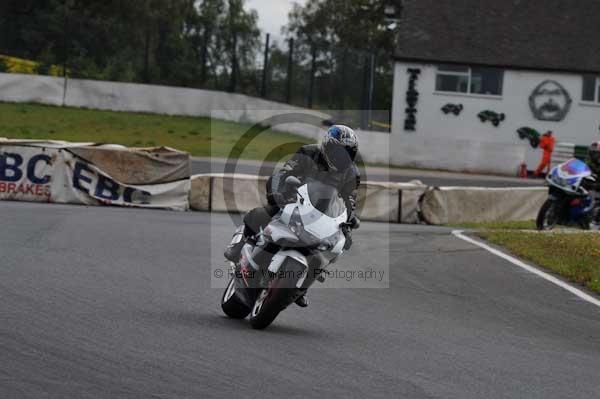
[0,102,313,161]
[451,220,536,230]
[480,231,600,294]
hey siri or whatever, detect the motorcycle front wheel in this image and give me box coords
[536,200,558,231]
[249,263,304,330]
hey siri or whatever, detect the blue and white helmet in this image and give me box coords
[321,125,359,171]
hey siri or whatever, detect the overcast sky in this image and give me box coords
[245,0,306,43]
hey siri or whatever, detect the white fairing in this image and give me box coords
[264,183,348,283]
[282,185,347,239]
[268,250,307,273]
[268,250,309,288]
[267,220,299,243]
[547,160,593,195]
[555,165,591,181]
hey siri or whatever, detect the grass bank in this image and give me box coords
[0,102,313,161]
[479,230,600,294]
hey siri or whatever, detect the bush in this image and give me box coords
[0,57,9,73]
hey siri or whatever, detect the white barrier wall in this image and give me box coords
[0,73,391,163]
[0,73,65,106]
[0,73,329,141]
[189,174,427,224]
[189,173,549,226]
[420,187,547,225]
[391,62,600,175]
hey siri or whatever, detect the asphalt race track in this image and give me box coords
[1,202,599,399]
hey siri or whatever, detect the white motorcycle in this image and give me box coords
[221,176,354,329]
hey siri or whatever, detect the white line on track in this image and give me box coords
[452,230,600,309]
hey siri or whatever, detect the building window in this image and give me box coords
[436,65,504,96]
[582,75,600,102]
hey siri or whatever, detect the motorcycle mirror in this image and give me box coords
[285,176,302,188]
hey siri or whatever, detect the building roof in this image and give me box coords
[394,0,600,73]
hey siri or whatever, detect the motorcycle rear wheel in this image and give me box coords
[221,277,251,319]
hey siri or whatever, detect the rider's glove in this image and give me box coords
[271,192,293,207]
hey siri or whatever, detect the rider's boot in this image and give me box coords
[295,294,308,308]
[224,225,247,262]
[294,288,309,308]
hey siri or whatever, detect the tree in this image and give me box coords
[0,0,262,92]
[283,0,397,112]
[194,0,226,84]
[221,0,260,93]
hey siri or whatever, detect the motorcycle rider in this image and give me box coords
[585,141,600,229]
[224,125,361,307]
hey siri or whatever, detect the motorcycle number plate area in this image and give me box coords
[268,250,307,274]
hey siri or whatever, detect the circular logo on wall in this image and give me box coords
[529,80,572,122]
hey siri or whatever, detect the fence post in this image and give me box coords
[338,48,348,110]
[286,38,294,104]
[360,54,370,129]
[307,45,317,109]
[260,33,270,98]
[228,0,239,93]
[61,0,71,106]
[367,53,376,130]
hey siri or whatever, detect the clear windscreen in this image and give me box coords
[306,179,345,217]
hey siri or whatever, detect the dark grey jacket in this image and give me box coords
[268,144,360,219]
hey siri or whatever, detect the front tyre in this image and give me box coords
[249,283,296,330]
[249,263,304,330]
[221,277,251,319]
[536,200,558,231]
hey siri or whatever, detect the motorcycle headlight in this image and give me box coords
[288,208,319,245]
[289,207,303,235]
[567,177,581,191]
[317,243,332,251]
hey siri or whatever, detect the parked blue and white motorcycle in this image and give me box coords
[537,159,596,230]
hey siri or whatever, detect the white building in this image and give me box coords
[389,0,600,175]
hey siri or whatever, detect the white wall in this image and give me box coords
[391,62,600,174]
[0,73,395,166]
[0,73,64,106]
[0,73,329,142]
